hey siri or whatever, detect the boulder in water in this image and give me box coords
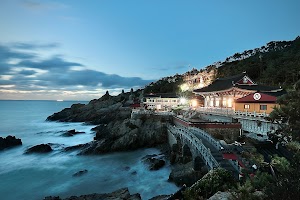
[142,154,166,170]
[25,144,53,154]
[62,129,85,137]
[72,169,88,177]
[0,135,22,150]
[44,187,141,200]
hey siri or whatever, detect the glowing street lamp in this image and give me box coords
[180,83,189,91]
[180,97,187,105]
[191,99,198,108]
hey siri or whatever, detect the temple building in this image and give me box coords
[193,72,285,115]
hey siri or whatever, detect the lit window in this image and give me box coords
[244,104,250,109]
[222,98,227,107]
[210,100,213,107]
[227,98,232,108]
[260,105,267,110]
[215,98,219,107]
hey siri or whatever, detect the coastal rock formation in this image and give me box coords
[66,117,168,154]
[149,195,171,200]
[47,91,168,154]
[47,92,132,125]
[169,162,205,186]
[0,135,22,150]
[25,144,53,154]
[62,129,85,137]
[44,188,141,200]
[72,169,88,177]
[142,154,166,170]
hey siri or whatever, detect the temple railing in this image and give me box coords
[196,107,268,118]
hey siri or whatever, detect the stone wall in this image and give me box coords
[199,113,233,123]
[168,129,178,147]
[202,128,240,144]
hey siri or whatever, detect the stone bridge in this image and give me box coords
[168,124,220,170]
[167,124,239,177]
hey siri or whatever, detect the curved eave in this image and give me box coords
[193,87,256,96]
[235,100,277,103]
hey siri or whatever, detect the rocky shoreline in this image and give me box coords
[0,135,22,150]
[43,92,207,199]
[44,188,142,200]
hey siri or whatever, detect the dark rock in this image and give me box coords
[46,93,132,125]
[44,197,61,200]
[25,144,52,154]
[149,195,171,200]
[62,129,85,137]
[0,135,22,150]
[47,92,167,154]
[150,159,165,170]
[64,143,86,152]
[169,162,205,186]
[170,152,177,164]
[131,171,137,175]
[142,154,166,170]
[73,169,88,177]
[124,166,131,171]
[65,117,168,155]
[44,187,141,200]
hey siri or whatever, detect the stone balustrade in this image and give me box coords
[196,107,268,118]
[167,124,220,169]
[189,126,223,150]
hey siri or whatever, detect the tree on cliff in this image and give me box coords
[218,36,300,88]
[269,80,300,141]
[183,168,235,199]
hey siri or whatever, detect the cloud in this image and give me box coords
[18,56,83,70]
[0,42,153,100]
[21,0,68,11]
[0,44,36,74]
[0,44,35,61]
[18,69,37,76]
[39,69,151,88]
[12,42,60,50]
[151,63,189,71]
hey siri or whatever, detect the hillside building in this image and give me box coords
[143,93,181,110]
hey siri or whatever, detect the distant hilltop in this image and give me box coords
[144,36,300,94]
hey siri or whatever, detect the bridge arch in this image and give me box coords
[168,124,220,170]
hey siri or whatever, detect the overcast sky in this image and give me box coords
[0,0,300,100]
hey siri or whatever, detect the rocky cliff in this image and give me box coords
[47,92,168,154]
[47,92,132,124]
[65,117,167,154]
[44,187,141,200]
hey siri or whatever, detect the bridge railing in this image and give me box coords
[189,126,223,150]
[168,125,220,169]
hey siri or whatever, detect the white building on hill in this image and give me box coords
[143,93,182,110]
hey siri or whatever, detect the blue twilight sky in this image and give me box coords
[0,0,300,100]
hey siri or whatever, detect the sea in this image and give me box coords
[0,100,178,200]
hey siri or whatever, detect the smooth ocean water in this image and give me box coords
[0,100,178,200]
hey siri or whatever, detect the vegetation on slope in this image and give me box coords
[144,74,183,94]
[269,80,300,142]
[217,36,300,88]
[144,36,300,94]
